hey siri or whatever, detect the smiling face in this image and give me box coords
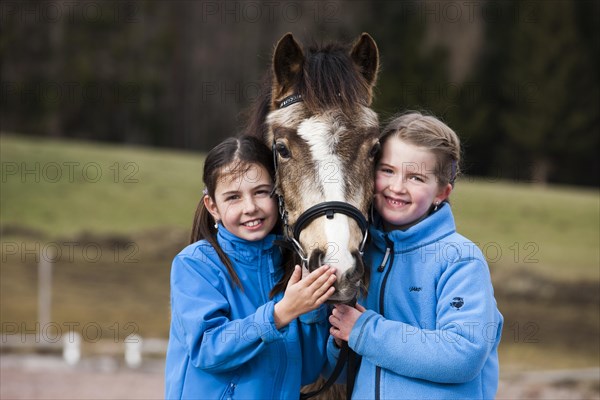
[204,162,278,242]
[374,137,452,231]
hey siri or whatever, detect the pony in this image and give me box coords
[247,32,380,306]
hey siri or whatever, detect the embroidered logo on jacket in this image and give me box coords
[409,286,422,292]
[450,297,464,310]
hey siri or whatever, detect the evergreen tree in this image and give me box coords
[499,1,598,184]
[458,0,598,186]
[363,1,451,121]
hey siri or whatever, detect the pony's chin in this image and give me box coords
[326,290,359,306]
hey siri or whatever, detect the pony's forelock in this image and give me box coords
[244,41,372,140]
[298,42,371,115]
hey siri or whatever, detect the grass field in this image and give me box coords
[1,133,204,236]
[1,133,599,370]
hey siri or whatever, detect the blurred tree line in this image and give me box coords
[1,0,598,186]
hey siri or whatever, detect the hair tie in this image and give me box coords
[450,160,457,185]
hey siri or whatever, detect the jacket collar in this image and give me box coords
[216,224,280,270]
[369,202,456,253]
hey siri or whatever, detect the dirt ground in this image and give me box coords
[1,354,598,400]
[0,354,164,400]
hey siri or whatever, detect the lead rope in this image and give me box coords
[343,296,361,400]
[299,340,350,400]
[345,344,361,400]
[300,299,360,400]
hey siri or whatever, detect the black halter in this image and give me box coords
[272,94,369,268]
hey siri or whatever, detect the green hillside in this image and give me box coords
[1,133,204,236]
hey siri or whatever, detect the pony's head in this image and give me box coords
[250,33,380,304]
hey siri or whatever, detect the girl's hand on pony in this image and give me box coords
[329,303,366,343]
[274,265,336,329]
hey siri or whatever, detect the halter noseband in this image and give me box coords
[272,94,369,267]
[293,201,369,255]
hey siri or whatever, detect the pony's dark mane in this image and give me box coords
[300,42,371,114]
[244,41,372,139]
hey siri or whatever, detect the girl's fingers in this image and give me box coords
[287,265,302,287]
[328,314,336,325]
[308,267,336,290]
[317,286,336,305]
[302,265,331,285]
[312,274,336,298]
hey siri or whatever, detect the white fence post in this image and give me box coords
[63,332,81,365]
[125,334,143,368]
[38,249,53,330]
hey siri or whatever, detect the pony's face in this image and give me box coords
[265,33,380,303]
[267,107,379,302]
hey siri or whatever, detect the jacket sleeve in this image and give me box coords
[170,253,286,373]
[349,257,502,384]
[297,305,330,385]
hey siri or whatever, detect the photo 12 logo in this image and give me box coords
[198,1,340,24]
[1,241,140,264]
[1,161,139,184]
[1,81,141,107]
[0,1,141,24]
[1,321,140,344]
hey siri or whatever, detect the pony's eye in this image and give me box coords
[369,141,381,158]
[275,142,291,159]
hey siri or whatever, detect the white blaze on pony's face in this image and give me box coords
[295,112,371,274]
[259,32,380,303]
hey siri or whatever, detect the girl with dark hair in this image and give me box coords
[166,135,336,399]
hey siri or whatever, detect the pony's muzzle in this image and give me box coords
[308,249,364,304]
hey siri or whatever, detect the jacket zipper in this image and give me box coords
[221,382,236,400]
[378,235,395,314]
[375,235,394,400]
[377,247,391,272]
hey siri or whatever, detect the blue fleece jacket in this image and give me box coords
[165,225,329,399]
[329,203,503,399]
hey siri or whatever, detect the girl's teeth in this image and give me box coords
[389,198,406,206]
[245,220,261,227]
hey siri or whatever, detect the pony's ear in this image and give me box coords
[350,33,379,88]
[272,33,304,98]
